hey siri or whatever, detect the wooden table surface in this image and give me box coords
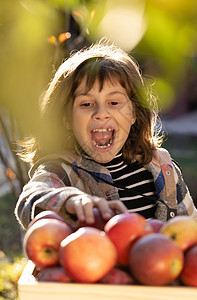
[18,261,197,300]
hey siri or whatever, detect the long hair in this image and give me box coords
[19,40,163,165]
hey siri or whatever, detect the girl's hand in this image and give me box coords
[65,194,128,224]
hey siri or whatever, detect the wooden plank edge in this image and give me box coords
[17,261,197,300]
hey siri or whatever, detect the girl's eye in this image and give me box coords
[109,101,120,106]
[80,102,93,108]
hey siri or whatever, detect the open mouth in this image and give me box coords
[91,128,115,149]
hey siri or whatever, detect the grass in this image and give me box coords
[0,193,23,257]
[0,254,27,300]
[0,191,27,300]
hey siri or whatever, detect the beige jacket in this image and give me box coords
[15,148,197,229]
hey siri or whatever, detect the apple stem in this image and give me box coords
[44,248,53,255]
[170,234,177,240]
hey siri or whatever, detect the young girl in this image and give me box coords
[15,41,197,229]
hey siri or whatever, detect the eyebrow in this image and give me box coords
[74,92,90,98]
[75,90,128,98]
[108,91,128,97]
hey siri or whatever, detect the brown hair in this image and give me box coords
[19,40,163,165]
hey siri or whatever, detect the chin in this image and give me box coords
[90,150,117,164]
[79,140,120,163]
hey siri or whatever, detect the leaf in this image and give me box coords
[90,9,95,20]
[72,10,83,18]
[5,168,16,180]
[58,32,71,43]
[47,35,57,45]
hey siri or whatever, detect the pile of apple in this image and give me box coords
[23,209,197,287]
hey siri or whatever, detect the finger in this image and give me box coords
[66,196,85,221]
[93,197,115,220]
[73,198,87,222]
[81,197,95,224]
[109,200,128,213]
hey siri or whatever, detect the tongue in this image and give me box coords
[92,130,113,146]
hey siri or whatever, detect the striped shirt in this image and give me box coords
[102,152,157,219]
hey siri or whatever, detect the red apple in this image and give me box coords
[181,244,197,287]
[129,233,184,285]
[76,207,116,230]
[160,216,197,251]
[104,212,154,265]
[100,267,135,284]
[27,210,73,230]
[147,219,165,233]
[59,227,117,283]
[37,265,73,282]
[24,218,73,267]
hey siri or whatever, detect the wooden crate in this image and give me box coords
[18,261,197,300]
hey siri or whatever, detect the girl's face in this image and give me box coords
[71,77,136,163]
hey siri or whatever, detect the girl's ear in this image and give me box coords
[129,99,136,126]
[131,105,136,125]
[131,115,136,125]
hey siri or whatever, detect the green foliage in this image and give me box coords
[0,254,27,300]
[0,0,60,135]
[0,192,23,257]
[152,78,176,112]
[135,1,197,112]
[46,0,81,9]
[0,190,26,299]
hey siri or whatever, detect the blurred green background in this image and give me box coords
[0,1,197,298]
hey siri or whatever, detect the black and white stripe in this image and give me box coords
[102,152,157,219]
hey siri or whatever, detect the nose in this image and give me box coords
[92,104,111,121]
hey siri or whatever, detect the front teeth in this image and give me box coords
[92,139,113,148]
[92,128,113,132]
[92,128,114,148]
